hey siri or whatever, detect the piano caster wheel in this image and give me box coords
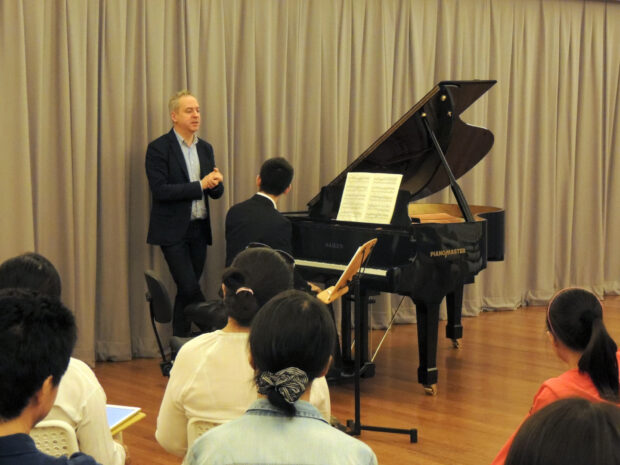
[423,384,438,396]
[452,339,461,349]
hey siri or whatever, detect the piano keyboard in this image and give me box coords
[294,259,388,277]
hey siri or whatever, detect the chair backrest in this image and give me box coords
[187,417,219,448]
[30,419,79,458]
[144,270,173,324]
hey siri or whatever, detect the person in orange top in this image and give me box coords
[491,288,620,465]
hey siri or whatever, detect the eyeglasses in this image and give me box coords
[245,242,295,268]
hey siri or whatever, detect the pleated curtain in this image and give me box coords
[0,0,618,363]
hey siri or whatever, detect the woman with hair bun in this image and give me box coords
[186,289,377,465]
[491,288,620,465]
[156,248,331,458]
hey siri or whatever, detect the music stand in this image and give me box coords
[316,239,377,305]
[318,239,417,443]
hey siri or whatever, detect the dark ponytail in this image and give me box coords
[578,317,619,402]
[221,248,294,327]
[250,290,336,416]
[222,268,259,326]
[547,288,619,402]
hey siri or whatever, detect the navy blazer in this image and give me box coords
[146,129,224,246]
[225,194,292,266]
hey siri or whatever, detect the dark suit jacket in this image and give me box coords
[225,194,292,266]
[146,129,224,246]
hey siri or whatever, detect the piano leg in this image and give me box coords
[337,288,375,378]
[326,303,345,373]
[412,298,440,396]
[446,284,464,348]
[359,287,371,366]
[341,294,352,363]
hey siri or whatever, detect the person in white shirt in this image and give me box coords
[156,247,331,457]
[49,358,127,465]
[0,253,128,465]
[185,289,377,465]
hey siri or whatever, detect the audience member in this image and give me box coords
[0,253,128,465]
[185,290,377,465]
[492,288,620,464]
[0,289,98,465]
[156,248,331,457]
[505,397,620,465]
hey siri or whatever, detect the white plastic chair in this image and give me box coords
[187,417,219,447]
[30,419,79,457]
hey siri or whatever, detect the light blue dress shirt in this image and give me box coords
[186,399,378,465]
[174,130,207,220]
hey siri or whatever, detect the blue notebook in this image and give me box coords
[106,404,142,430]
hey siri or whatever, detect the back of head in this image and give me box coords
[506,398,620,465]
[546,288,619,401]
[0,289,76,421]
[259,157,294,196]
[249,290,336,416]
[222,248,294,326]
[0,252,61,298]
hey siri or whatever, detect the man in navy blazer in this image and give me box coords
[225,158,293,267]
[146,90,224,336]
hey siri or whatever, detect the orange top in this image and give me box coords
[491,350,620,465]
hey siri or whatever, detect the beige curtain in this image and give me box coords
[0,0,618,363]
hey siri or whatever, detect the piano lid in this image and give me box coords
[308,80,496,209]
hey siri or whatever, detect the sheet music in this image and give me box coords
[336,172,402,224]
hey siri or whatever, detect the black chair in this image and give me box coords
[144,270,191,376]
[184,299,228,333]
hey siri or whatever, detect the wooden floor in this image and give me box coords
[94,296,620,465]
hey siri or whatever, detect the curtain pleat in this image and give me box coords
[0,0,618,361]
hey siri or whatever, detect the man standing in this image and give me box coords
[146,90,224,336]
[225,157,293,266]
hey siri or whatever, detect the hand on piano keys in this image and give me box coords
[317,284,350,304]
[308,281,322,294]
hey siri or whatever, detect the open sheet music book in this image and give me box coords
[317,238,377,304]
[336,172,403,224]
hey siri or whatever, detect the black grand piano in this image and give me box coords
[286,80,504,395]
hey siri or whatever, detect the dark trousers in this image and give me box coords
[161,219,208,336]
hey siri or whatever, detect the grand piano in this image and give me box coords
[286,80,504,395]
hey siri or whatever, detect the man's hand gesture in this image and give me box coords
[201,167,223,190]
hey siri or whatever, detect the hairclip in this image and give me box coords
[236,287,254,295]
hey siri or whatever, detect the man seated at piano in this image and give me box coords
[225,157,295,267]
[225,157,319,293]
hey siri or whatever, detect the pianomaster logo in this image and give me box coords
[429,248,466,258]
